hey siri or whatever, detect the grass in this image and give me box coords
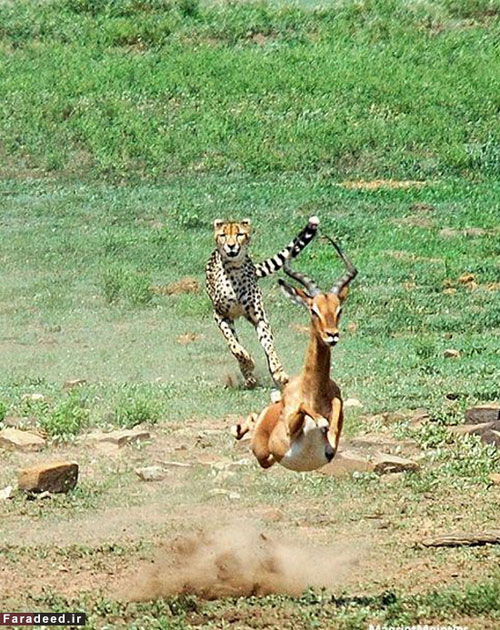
[0,0,499,179]
[0,1,500,628]
[12,574,500,629]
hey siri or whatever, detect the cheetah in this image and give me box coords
[205,216,319,388]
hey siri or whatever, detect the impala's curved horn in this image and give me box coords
[322,235,358,295]
[283,260,320,297]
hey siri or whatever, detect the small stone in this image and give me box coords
[160,460,191,468]
[489,473,500,486]
[0,485,13,500]
[63,379,87,390]
[0,428,46,452]
[208,488,228,496]
[18,461,78,494]
[444,349,461,359]
[373,453,419,474]
[344,398,363,409]
[84,429,151,448]
[379,472,405,484]
[135,466,165,482]
[36,491,52,500]
[21,393,46,403]
[228,491,241,500]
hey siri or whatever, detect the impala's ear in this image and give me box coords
[213,219,224,230]
[278,279,309,308]
[337,285,350,302]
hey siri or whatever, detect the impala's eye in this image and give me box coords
[311,305,321,317]
[337,307,343,319]
[321,426,328,436]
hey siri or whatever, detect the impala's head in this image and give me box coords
[213,219,251,262]
[278,236,357,347]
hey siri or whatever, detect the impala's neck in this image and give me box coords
[301,329,331,397]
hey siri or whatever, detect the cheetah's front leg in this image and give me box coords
[213,313,257,388]
[247,307,288,388]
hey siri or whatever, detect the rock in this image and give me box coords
[372,453,419,474]
[63,379,87,390]
[344,398,363,409]
[84,429,151,448]
[0,428,46,452]
[135,466,165,482]
[0,485,13,500]
[481,429,500,447]
[2,416,37,429]
[18,461,78,494]
[410,408,431,428]
[320,449,374,477]
[489,473,500,486]
[349,434,419,455]
[465,405,500,425]
[444,348,461,359]
[228,491,241,501]
[449,422,494,437]
[21,393,46,403]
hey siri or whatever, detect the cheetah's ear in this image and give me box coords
[213,219,224,230]
[241,218,251,229]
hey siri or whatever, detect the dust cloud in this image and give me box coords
[127,522,359,600]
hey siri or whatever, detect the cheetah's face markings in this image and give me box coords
[214,219,251,263]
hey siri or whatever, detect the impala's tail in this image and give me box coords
[255,216,319,279]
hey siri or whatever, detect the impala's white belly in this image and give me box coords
[279,417,331,472]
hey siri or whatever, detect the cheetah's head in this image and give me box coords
[213,219,251,262]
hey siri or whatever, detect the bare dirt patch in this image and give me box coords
[152,277,200,296]
[339,179,426,190]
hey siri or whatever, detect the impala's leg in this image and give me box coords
[231,412,257,440]
[251,404,282,469]
[285,406,307,439]
[252,422,276,469]
[246,306,288,387]
[214,312,256,388]
[328,397,344,451]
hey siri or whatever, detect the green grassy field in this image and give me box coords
[1,1,500,629]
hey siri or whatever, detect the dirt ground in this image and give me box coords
[1,411,499,627]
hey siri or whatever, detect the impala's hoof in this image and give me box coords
[230,424,243,440]
[270,389,282,404]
